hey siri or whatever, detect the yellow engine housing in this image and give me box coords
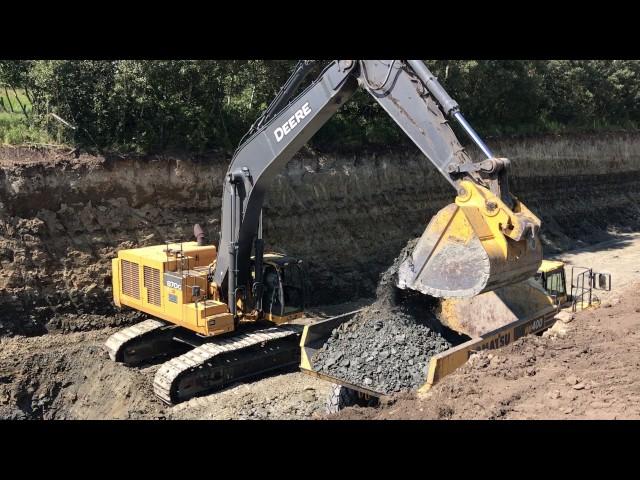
[112,242,234,337]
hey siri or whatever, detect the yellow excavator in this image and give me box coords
[106,60,543,404]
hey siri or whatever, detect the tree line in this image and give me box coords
[1,60,639,154]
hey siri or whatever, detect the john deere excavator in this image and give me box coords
[105,60,543,404]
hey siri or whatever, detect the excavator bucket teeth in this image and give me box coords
[397,181,543,298]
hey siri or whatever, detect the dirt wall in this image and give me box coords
[2,132,640,335]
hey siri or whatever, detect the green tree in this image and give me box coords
[4,59,640,153]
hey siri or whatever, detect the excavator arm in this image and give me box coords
[213,60,542,316]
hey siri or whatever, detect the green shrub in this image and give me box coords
[2,60,640,154]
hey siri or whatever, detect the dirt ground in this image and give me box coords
[0,325,333,420]
[0,298,371,420]
[557,232,640,300]
[1,234,639,420]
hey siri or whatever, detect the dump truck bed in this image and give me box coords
[299,309,388,398]
[299,302,562,399]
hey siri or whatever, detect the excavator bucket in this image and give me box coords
[397,181,542,298]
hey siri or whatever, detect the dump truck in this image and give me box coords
[300,259,611,412]
[106,60,547,404]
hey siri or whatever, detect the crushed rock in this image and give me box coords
[312,238,454,394]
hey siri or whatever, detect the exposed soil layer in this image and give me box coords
[331,280,640,420]
[3,133,640,336]
[169,373,332,420]
[312,239,454,394]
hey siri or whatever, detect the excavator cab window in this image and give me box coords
[260,261,305,318]
[534,272,544,290]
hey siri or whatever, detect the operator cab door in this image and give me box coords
[280,262,304,315]
[262,264,283,317]
[261,260,305,321]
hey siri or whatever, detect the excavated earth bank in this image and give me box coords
[2,133,640,337]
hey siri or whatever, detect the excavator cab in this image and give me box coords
[259,254,306,323]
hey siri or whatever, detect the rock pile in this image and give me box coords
[313,238,453,394]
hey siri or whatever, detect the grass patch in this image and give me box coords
[0,87,56,145]
[0,87,32,116]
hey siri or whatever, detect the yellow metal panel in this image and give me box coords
[200,301,229,318]
[265,311,305,324]
[539,259,565,273]
[120,258,141,301]
[118,242,216,267]
[300,346,314,371]
[419,308,559,393]
[437,278,557,337]
[113,243,232,337]
[143,265,162,306]
[205,312,235,336]
[111,258,121,308]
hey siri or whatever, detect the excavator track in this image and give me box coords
[153,326,301,405]
[105,319,182,365]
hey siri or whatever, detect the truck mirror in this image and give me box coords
[598,274,608,290]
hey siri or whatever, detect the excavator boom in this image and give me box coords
[215,60,542,308]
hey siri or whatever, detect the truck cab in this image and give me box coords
[535,260,569,306]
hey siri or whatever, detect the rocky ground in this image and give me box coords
[0,325,332,420]
[0,328,163,420]
[0,298,372,420]
[169,373,331,420]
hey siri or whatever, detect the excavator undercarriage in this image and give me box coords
[105,59,546,405]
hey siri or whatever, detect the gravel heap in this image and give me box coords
[312,239,453,394]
